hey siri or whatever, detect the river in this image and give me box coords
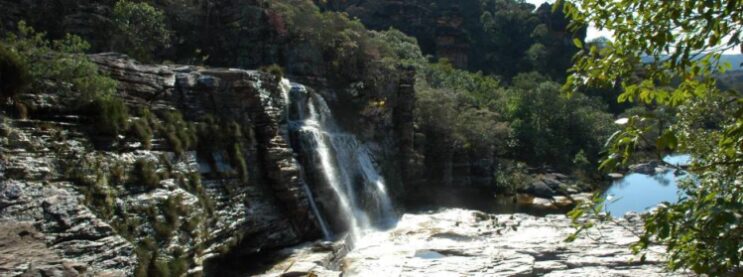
[603,154,691,216]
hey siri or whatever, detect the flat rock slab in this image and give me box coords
[339,209,690,276]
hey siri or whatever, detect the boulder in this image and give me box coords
[628,161,670,175]
[520,180,557,198]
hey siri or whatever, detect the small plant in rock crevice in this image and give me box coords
[129,159,161,190]
[259,63,284,83]
[195,116,252,182]
[131,118,153,149]
[0,44,31,103]
[156,111,197,157]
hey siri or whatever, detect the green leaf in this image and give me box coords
[573,38,583,48]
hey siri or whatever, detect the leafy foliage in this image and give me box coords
[414,60,511,154]
[503,72,616,168]
[157,111,197,157]
[0,44,31,101]
[560,0,743,274]
[259,64,284,80]
[318,0,584,81]
[2,21,128,136]
[196,116,251,182]
[129,159,161,190]
[270,0,410,92]
[112,0,171,62]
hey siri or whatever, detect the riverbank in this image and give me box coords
[251,209,688,276]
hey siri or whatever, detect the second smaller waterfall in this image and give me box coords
[281,79,396,243]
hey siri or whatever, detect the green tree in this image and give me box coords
[112,0,171,62]
[560,0,742,274]
[503,72,614,169]
[3,21,128,136]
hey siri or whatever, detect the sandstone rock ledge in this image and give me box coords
[342,209,689,276]
[265,209,691,277]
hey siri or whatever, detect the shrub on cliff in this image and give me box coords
[129,159,161,189]
[2,21,130,136]
[260,64,284,80]
[112,0,171,62]
[157,111,197,157]
[131,118,154,150]
[86,94,130,136]
[0,44,31,102]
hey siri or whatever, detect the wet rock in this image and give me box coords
[521,180,557,198]
[608,173,624,179]
[251,241,345,277]
[334,209,691,276]
[629,161,670,175]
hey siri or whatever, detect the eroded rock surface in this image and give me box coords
[337,209,687,276]
[0,54,322,276]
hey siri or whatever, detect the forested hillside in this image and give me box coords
[1,0,739,276]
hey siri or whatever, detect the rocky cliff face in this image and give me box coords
[1,52,415,276]
[0,0,419,200]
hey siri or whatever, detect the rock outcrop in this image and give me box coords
[263,209,690,276]
[628,161,672,175]
[0,53,343,275]
[344,209,688,276]
[1,49,416,275]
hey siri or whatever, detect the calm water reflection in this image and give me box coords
[603,155,691,216]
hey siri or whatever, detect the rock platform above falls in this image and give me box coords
[343,209,688,276]
[262,209,690,277]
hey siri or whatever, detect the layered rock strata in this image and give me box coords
[0,53,329,275]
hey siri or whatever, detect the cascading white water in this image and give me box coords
[281,79,396,243]
[280,80,333,241]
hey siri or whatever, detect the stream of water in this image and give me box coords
[281,79,396,243]
[603,154,691,216]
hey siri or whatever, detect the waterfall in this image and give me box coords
[280,79,396,243]
[280,80,333,241]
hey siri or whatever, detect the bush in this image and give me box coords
[259,64,284,80]
[3,21,129,136]
[493,160,532,194]
[88,95,129,136]
[131,118,153,149]
[82,171,117,220]
[129,159,161,189]
[179,172,215,217]
[0,45,30,102]
[112,0,171,62]
[158,111,196,157]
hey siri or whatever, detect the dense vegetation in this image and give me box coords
[1,21,128,135]
[0,44,30,103]
[2,0,739,275]
[561,0,742,274]
[316,0,585,81]
[376,26,614,187]
[0,0,616,190]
